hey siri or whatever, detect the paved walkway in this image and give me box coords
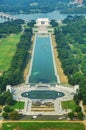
[80,101,86,116]
[0,120,85,123]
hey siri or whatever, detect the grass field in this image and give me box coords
[61,100,77,112]
[1,122,85,130]
[11,101,24,109]
[0,33,21,75]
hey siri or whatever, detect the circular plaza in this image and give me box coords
[11,84,78,116]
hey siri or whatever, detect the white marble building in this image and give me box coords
[36,18,50,27]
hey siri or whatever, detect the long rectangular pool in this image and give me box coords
[29,34,57,84]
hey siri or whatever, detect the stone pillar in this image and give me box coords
[6,85,12,93]
[74,85,79,94]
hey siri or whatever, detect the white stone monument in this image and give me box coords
[74,85,79,94]
[6,85,12,93]
[36,18,50,27]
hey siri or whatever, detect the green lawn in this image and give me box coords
[0,34,21,74]
[2,122,85,130]
[11,101,24,109]
[61,100,77,112]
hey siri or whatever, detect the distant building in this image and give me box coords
[34,18,51,34]
[74,0,83,4]
[36,18,50,27]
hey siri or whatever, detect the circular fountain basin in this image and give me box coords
[21,90,64,99]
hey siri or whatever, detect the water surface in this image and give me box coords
[29,35,57,84]
[14,10,67,20]
[21,90,64,99]
[0,17,7,23]
[1,10,86,23]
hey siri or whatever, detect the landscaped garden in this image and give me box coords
[61,100,77,112]
[11,101,24,109]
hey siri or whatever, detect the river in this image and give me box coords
[0,18,8,23]
[14,10,67,21]
[0,10,86,23]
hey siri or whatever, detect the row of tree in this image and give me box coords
[0,90,20,120]
[2,105,20,120]
[52,15,86,103]
[68,100,83,120]
[68,111,83,120]
[1,0,86,14]
[0,0,70,14]
[0,19,24,39]
[0,22,33,91]
[0,91,14,105]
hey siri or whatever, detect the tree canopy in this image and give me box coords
[53,15,86,102]
[0,21,33,91]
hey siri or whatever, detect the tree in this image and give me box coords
[0,108,2,113]
[9,111,19,120]
[50,19,58,27]
[68,112,74,120]
[83,98,86,105]
[78,92,83,100]
[27,20,36,27]
[2,112,8,119]
[3,91,15,105]
[71,72,83,85]
[0,95,5,105]
[73,94,79,105]
[3,91,12,99]
[77,112,83,120]
[3,106,14,113]
[75,106,81,113]
[0,26,33,92]
[54,16,86,103]
[5,96,14,105]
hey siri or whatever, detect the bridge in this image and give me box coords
[0,12,29,23]
[0,12,17,20]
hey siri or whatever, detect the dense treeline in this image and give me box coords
[53,15,86,102]
[0,0,86,14]
[0,19,24,38]
[0,26,33,91]
[0,90,21,120]
[60,6,86,14]
[0,91,14,105]
[57,0,86,14]
[0,0,69,14]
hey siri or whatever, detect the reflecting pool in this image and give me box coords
[21,90,64,99]
[29,35,57,84]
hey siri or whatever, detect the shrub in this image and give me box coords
[9,111,19,120]
[68,112,74,120]
[77,112,83,120]
[83,98,86,105]
[2,112,8,119]
[3,105,14,113]
[75,106,81,112]
[5,96,14,105]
